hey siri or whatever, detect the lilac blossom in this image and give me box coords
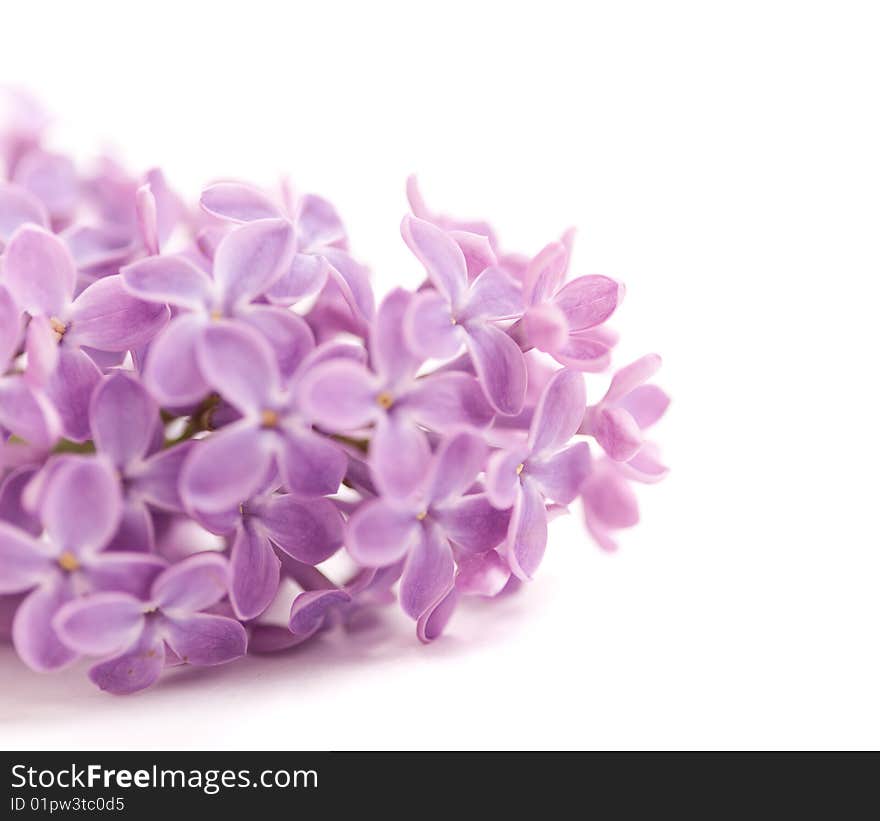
[53,552,246,694]
[0,101,667,692]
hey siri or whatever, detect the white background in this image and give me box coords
[1,0,879,750]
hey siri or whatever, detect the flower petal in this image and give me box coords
[403,289,462,360]
[521,302,568,352]
[506,477,548,580]
[346,498,418,566]
[0,521,49,594]
[0,182,49,243]
[297,359,380,430]
[297,194,348,250]
[213,218,295,310]
[604,354,663,403]
[288,588,351,636]
[402,371,495,431]
[42,456,122,556]
[401,215,467,305]
[254,494,343,565]
[553,331,613,371]
[527,441,592,504]
[322,248,375,324]
[528,368,586,455]
[152,551,230,612]
[0,286,22,372]
[370,288,420,386]
[88,623,165,694]
[128,440,195,512]
[44,346,101,443]
[426,428,488,506]
[121,254,214,312]
[196,321,280,414]
[143,314,210,407]
[180,423,272,514]
[278,429,346,497]
[416,586,458,643]
[593,406,643,462]
[0,376,60,449]
[236,304,315,381]
[0,467,42,536]
[265,253,329,305]
[449,230,496,280]
[89,372,158,470]
[463,320,527,416]
[582,465,640,529]
[432,494,510,553]
[370,413,432,501]
[523,241,568,306]
[400,523,454,619]
[13,577,77,671]
[229,523,281,620]
[456,551,510,596]
[66,275,170,352]
[162,613,247,666]
[618,384,670,430]
[2,224,74,316]
[104,499,155,552]
[200,182,283,222]
[553,275,621,331]
[485,446,529,510]
[458,266,522,321]
[86,551,166,598]
[52,592,145,656]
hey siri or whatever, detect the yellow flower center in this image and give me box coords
[57,551,80,572]
[516,463,525,475]
[260,409,280,428]
[416,511,428,521]
[376,391,394,410]
[49,316,67,341]
[210,309,223,321]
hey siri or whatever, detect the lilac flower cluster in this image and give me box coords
[0,93,668,693]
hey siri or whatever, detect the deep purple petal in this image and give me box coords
[401,215,467,305]
[52,592,145,656]
[253,494,343,565]
[229,523,281,620]
[12,577,77,671]
[162,613,247,666]
[528,368,586,456]
[288,588,351,636]
[152,551,230,612]
[180,423,272,514]
[121,254,215,312]
[346,498,418,566]
[400,523,454,619]
[463,320,527,416]
[506,477,548,580]
[2,224,74,316]
[213,218,295,310]
[432,494,510,553]
[89,372,158,470]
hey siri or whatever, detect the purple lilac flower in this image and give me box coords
[53,552,246,694]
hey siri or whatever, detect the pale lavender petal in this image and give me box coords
[593,406,643,462]
[24,316,58,387]
[403,289,462,360]
[456,551,510,596]
[0,286,22,371]
[401,215,467,304]
[322,248,375,323]
[180,423,272,514]
[163,613,247,666]
[289,588,351,636]
[13,149,77,221]
[426,429,488,506]
[135,182,159,255]
[296,194,347,250]
[506,477,548,580]
[196,321,280,414]
[458,266,522,321]
[416,586,458,643]
[370,413,432,500]
[152,551,230,612]
[200,182,283,222]
[553,332,613,371]
[0,182,49,242]
[104,499,155,553]
[128,440,195,512]
[553,275,621,331]
[521,302,568,352]
[346,498,418,566]
[52,592,145,656]
[229,523,280,620]
[463,320,527,416]
[0,467,41,535]
[88,623,165,694]
[66,275,170,352]
[44,346,101,442]
[523,241,568,306]
[254,495,343,565]
[2,224,74,316]
[583,466,640,529]
[236,304,314,381]
[143,314,210,407]
[618,384,670,429]
[0,376,60,449]
[13,577,77,671]
[278,429,346,497]
[401,372,495,431]
[485,446,529,510]
[298,359,380,430]
[432,494,510,553]
[89,372,158,470]
[370,288,420,386]
[604,354,663,403]
[528,368,586,455]
[265,253,328,305]
[621,442,669,484]
[41,456,121,556]
[0,521,49,593]
[449,230,496,279]
[400,523,454,619]
[62,224,132,274]
[213,218,295,310]
[526,441,592,504]
[121,255,214,312]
